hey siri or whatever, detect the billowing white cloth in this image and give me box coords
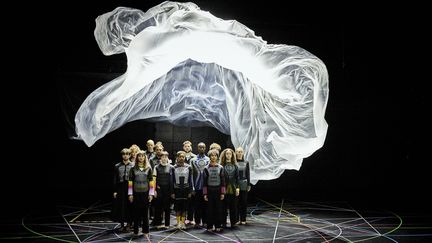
[75,1,329,183]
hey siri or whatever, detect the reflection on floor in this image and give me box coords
[1,199,431,242]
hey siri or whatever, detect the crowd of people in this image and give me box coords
[112,140,251,237]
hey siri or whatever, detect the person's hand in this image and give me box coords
[171,194,175,199]
[220,194,225,200]
[149,195,153,202]
[247,185,251,192]
[113,192,117,198]
[128,195,133,203]
[235,188,240,197]
[204,195,208,201]
[154,191,158,198]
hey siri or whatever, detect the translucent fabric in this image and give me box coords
[75,1,329,183]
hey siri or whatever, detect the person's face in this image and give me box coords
[236,149,244,159]
[147,142,154,151]
[225,150,233,161]
[161,155,168,165]
[155,147,163,156]
[131,150,137,157]
[137,153,146,163]
[210,153,218,163]
[122,152,130,161]
[183,143,192,153]
[177,154,185,164]
[197,144,206,154]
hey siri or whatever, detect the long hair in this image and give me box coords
[134,150,150,169]
[220,148,237,166]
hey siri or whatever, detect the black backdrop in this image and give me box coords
[6,1,428,219]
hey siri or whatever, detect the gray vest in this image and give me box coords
[207,165,222,186]
[156,164,172,186]
[174,165,190,188]
[237,161,248,190]
[237,161,247,179]
[117,162,133,183]
[133,167,150,192]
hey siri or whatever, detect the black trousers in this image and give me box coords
[206,187,222,229]
[194,190,207,225]
[238,190,248,222]
[224,194,238,226]
[133,191,150,234]
[154,186,171,226]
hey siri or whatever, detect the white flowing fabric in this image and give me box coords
[75,1,329,183]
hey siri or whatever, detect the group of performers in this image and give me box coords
[112,140,251,237]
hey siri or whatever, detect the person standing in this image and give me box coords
[236,147,251,224]
[190,142,210,227]
[171,151,194,229]
[203,149,226,232]
[128,150,154,237]
[112,148,134,232]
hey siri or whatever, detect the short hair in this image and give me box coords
[209,143,221,151]
[154,144,164,150]
[183,140,192,146]
[161,151,169,157]
[207,149,219,157]
[235,147,244,152]
[121,148,131,154]
[177,150,186,157]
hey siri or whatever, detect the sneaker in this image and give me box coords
[185,219,190,224]
[215,227,223,232]
[188,220,196,225]
[240,221,246,225]
[156,224,165,229]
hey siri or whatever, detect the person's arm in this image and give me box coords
[203,168,208,195]
[235,165,240,196]
[188,166,194,194]
[203,167,208,201]
[246,162,251,191]
[113,164,118,198]
[169,166,174,196]
[220,166,226,195]
[148,168,155,196]
[128,168,134,196]
[171,167,176,198]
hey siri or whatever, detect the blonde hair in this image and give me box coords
[129,144,140,152]
[183,140,192,146]
[209,143,221,151]
[121,148,131,154]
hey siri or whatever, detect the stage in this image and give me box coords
[2,199,430,242]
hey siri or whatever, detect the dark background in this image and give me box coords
[5,1,428,219]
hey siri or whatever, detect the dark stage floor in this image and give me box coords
[1,199,431,242]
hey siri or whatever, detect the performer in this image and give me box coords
[190,142,210,227]
[153,151,174,229]
[128,150,154,237]
[236,147,251,224]
[220,148,239,228]
[171,151,194,229]
[203,149,226,232]
[112,148,134,232]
